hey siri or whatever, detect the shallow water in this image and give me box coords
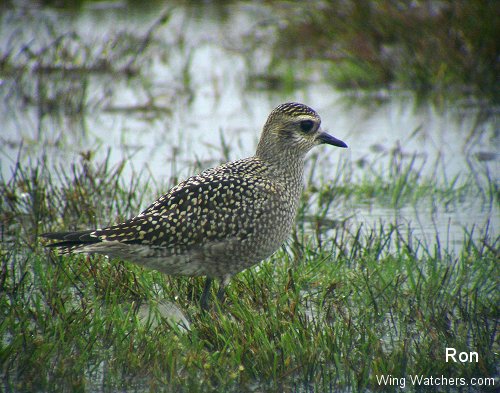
[1,3,498,254]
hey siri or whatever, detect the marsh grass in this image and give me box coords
[266,0,499,104]
[1,3,497,391]
[299,146,488,248]
[1,149,498,392]
[1,150,150,240]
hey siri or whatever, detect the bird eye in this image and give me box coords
[300,120,315,133]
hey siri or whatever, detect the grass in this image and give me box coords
[305,152,452,209]
[0,2,498,391]
[263,0,499,104]
[1,150,498,392]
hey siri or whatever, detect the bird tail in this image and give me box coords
[41,230,101,254]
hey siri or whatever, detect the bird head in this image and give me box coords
[256,102,347,161]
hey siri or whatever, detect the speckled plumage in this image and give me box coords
[42,102,347,308]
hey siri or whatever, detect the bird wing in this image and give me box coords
[43,160,280,256]
[96,164,279,248]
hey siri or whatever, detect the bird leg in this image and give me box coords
[200,277,213,311]
[200,276,228,311]
[216,274,231,306]
[216,282,226,304]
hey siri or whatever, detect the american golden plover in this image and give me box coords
[42,102,348,309]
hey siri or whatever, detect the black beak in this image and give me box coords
[317,132,348,148]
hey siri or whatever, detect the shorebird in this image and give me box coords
[42,102,347,309]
